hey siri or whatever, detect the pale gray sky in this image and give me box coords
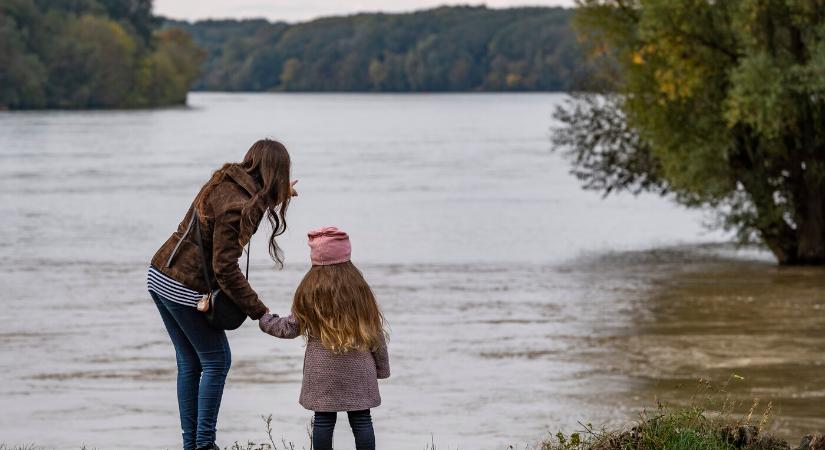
[155,0,576,23]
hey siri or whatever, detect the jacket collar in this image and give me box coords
[225,164,261,196]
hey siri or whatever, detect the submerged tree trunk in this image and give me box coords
[793,177,825,264]
[761,234,796,266]
[759,175,825,265]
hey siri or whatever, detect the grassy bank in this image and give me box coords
[537,406,822,450]
[536,379,823,450]
[5,413,821,450]
[2,418,823,450]
[4,383,823,450]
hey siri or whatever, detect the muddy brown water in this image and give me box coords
[1,93,822,449]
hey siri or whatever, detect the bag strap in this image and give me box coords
[245,237,250,278]
[192,209,250,292]
[192,210,215,292]
[165,211,196,268]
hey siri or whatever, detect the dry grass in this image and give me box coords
[535,377,785,450]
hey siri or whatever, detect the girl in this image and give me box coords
[259,227,390,450]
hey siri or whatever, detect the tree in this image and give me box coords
[0,13,47,108]
[279,58,302,90]
[553,0,825,265]
[46,15,137,107]
[99,0,158,44]
[137,28,205,105]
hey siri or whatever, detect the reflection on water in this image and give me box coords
[1,94,823,449]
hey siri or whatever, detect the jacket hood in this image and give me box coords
[225,164,261,197]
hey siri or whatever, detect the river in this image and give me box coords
[1,93,822,449]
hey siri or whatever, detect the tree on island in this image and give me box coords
[0,0,204,109]
[554,0,825,265]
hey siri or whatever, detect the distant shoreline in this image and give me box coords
[167,6,587,94]
[0,91,572,112]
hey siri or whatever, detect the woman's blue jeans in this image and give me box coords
[152,291,231,450]
[313,410,376,450]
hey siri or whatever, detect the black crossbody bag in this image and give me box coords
[193,210,249,330]
[167,210,249,330]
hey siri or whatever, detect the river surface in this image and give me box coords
[1,93,823,449]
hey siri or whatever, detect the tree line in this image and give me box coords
[165,6,586,92]
[0,0,204,109]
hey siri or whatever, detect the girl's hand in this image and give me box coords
[290,179,299,197]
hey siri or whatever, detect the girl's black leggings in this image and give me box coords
[312,409,375,450]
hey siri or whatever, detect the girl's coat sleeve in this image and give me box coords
[373,336,390,379]
[258,313,301,339]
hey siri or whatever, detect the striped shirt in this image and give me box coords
[147,266,203,307]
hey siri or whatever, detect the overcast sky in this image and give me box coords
[155,0,576,23]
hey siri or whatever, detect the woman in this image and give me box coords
[147,139,296,450]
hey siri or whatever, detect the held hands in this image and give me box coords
[200,293,270,318]
[255,306,270,321]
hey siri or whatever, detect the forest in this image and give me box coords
[0,0,204,109]
[0,4,586,108]
[166,6,586,92]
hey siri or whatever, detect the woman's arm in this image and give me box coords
[373,336,390,379]
[211,202,267,319]
[259,313,301,339]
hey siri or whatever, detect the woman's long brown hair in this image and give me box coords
[193,139,292,267]
[292,261,387,353]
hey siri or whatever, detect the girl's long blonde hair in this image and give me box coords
[292,261,386,353]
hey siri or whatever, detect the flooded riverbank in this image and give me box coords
[561,246,825,438]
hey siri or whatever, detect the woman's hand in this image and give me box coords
[290,179,299,197]
[197,295,210,312]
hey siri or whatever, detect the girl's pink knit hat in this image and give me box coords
[308,226,351,265]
